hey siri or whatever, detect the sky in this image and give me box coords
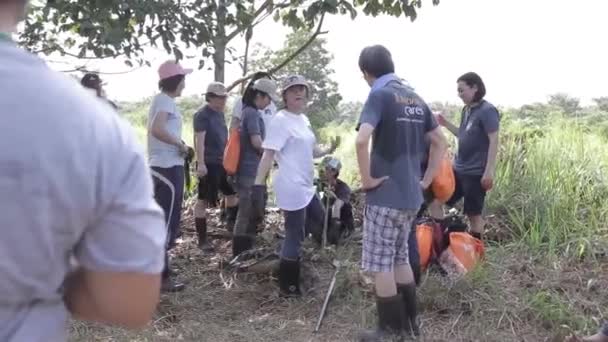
[47,0,608,108]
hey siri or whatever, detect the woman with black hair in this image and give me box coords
[231,71,277,130]
[435,72,500,241]
[231,78,280,257]
[147,60,193,293]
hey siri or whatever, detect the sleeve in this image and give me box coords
[244,109,261,136]
[232,97,243,120]
[262,115,290,151]
[335,181,351,203]
[193,111,208,133]
[356,90,384,131]
[479,105,500,134]
[75,119,166,274]
[423,103,439,133]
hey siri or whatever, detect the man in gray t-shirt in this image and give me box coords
[0,3,166,341]
[355,45,447,340]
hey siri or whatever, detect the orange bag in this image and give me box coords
[439,232,485,277]
[431,156,456,203]
[223,127,241,176]
[416,223,434,271]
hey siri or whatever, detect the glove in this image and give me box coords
[251,185,267,224]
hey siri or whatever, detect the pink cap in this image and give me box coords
[158,60,193,80]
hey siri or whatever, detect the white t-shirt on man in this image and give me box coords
[262,110,316,211]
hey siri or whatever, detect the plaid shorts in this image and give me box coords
[361,205,417,273]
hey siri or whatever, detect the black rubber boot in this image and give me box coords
[226,205,238,233]
[232,235,254,258]
[397,283,420,337]
[195,217,214,252]
[278,259,301,297]
[161,255,185,293]
[358,294,405,342]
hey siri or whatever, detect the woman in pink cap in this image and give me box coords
[146,60,193,293]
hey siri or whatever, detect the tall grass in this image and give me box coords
[489,119,608,254]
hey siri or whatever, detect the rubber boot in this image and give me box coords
[278,259,301,297]
[397,283,420,337]
[358,294,405,342]
[161,254,185,293]
[232,235,254,258]
[225,205,238,233]
[195,217,214,252]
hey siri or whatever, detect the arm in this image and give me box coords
[355,124,374,185]
[421,127,448,187]
[483,131,499,178]
[254,150,276,185]
[195,131,206,164]
[443,119,459,137]
[250,134,263,153]
[68,121,166,329]
[150,111,182,147]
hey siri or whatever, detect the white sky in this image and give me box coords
[48,0,608,107]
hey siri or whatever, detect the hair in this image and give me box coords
[158,74,185,93]
[242,89,269,109]
[241,71,272,105]
[457,72,486,102]
[358,45,395,78]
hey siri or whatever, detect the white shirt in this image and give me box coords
[262,110,316,211]
[147,93,184,168]
[232,96,277,131]
[0,41,166,342]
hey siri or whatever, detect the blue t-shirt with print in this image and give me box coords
[454,100,500,176]
[357,80,438,211]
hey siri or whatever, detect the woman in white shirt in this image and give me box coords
[251,75,339,297]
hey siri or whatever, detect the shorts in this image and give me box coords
[446,171,486,216]
[197,163,236,206]
[362,205,417,273]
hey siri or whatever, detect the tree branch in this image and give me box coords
[226,12,327,93]
[225,0,271,43]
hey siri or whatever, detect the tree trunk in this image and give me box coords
[214,0,227,83]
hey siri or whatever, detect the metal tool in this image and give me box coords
[314,260,340,333]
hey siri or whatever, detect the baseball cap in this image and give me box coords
[81,73,104,89]
[158,60,193,80]
[282,74,309,94]
[322,156,342,172]
[206,82,228,97]
[252,78,280,102]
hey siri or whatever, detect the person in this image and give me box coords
[230,71,277,130]
[0,1,166,340]
[251,75,339,297]
[80,72,118,109]
[568,325,608,342]
[193,82,238,251]
[316,155,355,245]
[147,60,193,293]
[435,72,500,240]
[231,78,280,258]
[355,45,448,341]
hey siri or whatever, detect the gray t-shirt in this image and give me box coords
[147,93,184,168]
[193,105,228,165]
[0,41,166,342]
[238,106,265,177]
[454,100,500,175]
[357,80,438,210]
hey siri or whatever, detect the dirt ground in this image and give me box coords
[69,199,608,342]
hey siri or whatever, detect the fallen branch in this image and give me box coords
[226,13,328,92]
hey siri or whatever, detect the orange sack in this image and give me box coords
[431,156,456,203]
[223,127,241,176]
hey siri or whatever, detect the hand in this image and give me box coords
[420,177,432,190]
[481,173,494,191]
[196,163,208,178]
[329,136,341,153]
[361,175,389,191]
[178,142,189,156]
[433,111,447,127]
